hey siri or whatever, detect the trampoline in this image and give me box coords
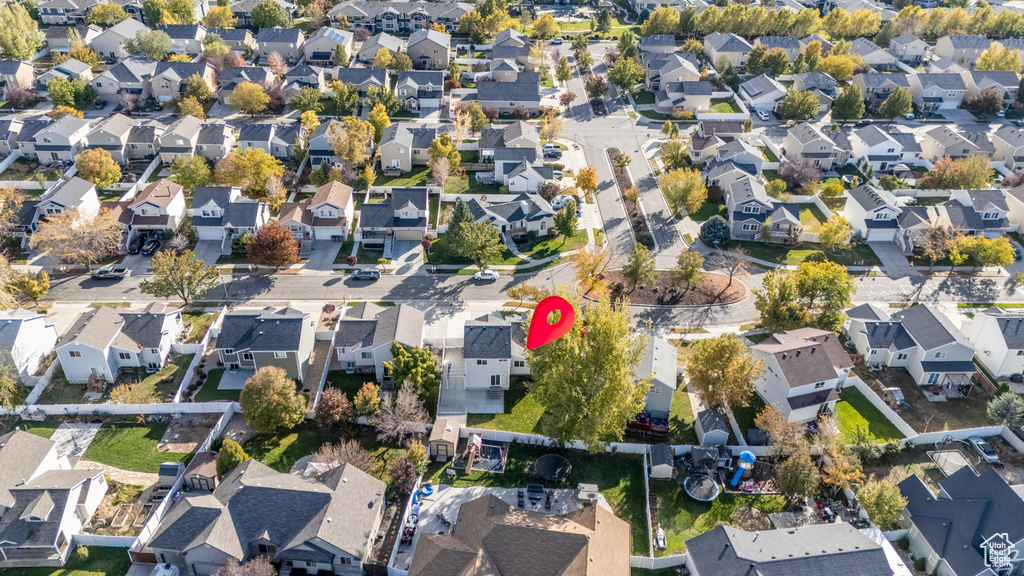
[684,474,721,502]
[534,454,572,482]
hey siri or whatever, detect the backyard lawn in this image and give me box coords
[688,202,725,222]
[730,393,766,437]
[865,367,992,433]
[83,420,192,473]
[104,353,194,402]
[649,480,785,556]
[668,387,698,445]
[35,366,85,405]
[326,370,376,400]
[193,369,242,402]
[245,428,327,473]
[798,203,828,232]
[181,312,216,343]
[466,378,545,433]
[834,387,905,443]
[730,240,883,267]
[1,546,132,576]
[708,98,740,114]
[443,176,501,196]
[8,419,62,439]
[378,166,430,187]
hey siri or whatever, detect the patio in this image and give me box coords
[769,496,868,529]
[437,347,504,415]
[215,369,253,390]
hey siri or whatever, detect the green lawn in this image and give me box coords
[649,480,785,555]
[378,166,430,187]
[10,419,62,439]
[633,90,656,105]
[459,150,480,163]
[193,369,241,402]
[466,378,544,433]
[906,196,948,207]
[83,420,191,473]
[427,233,520,266]
[689,202,725,222]
[358,245,387,265]
[730,240,883,267]
[668,387,697,445]
[443,176,501,195]
[730,393,766,437]
[106,354,194,401]
[182,312,215,343]
[1,546,132,576]
[639,110,677,121]
[35,366,85,405]
[325,370,375,400]
[517,231,587,260]
[427,443,648,555]
[834,387,905,443]
[244,428,328,473]
[758,146,779,163]
[746,333,771,344]
[98,192,123,203]
[822,196,846,211]
[708,98,740,114]
[798,203,828,232]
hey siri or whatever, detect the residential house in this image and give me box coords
[638,35,676,54]
[738,74,787,112]
[908,73,967,113]
[688,121,745,164]
[493,27,528,48]
[0,118,22,158]
[845,303,977,386]
[257,27,304,63]
[635,335,678,420]
[31,178,100,235]
[0,309,59,377]
[934,34,990,67]
[55,303,184,383]
[333,302,425,382]
[994,37,1024,66]
[754,36,801,61]
[0,431,106,569]
[329,1,471,34]
[156,24,206,54]
[356,32,402,64]
[38,59,94,90]
[685,524,901,576]
[792,71,838,113]
[725,176,801,241]
[964,70,1020,108]
[37,0,101,25]
[238,122,304,160]
[216,66,275,103]
[191,186,269,253]
[195,123,236,162]
[114,0,148,24]
[928,57,970,75]
[850,37,897,67]
[751,328,853,422]
[303,27,353,67]
[641,51,701,91]
[783,122,837,169]
[89,17,151,60]
[407,494,629,576]
[654,81,713,114]
[898,468,1024,576]
[358,187,429,244]
[459,313,528,405]
[477,121,539,160]
[283,64,326,97]
[158,115,203,164]
[800,34,834,52]
[205,28,256,53]
[149,460,386,576]
[406,29,450,70]
[919,125,985,160]
[993,125,1024,171]
[395,71,444,111]
[886,128,924,167]
[0,61,35,97]
[308,120,339,168]
[704,32,752,69]
[150,62,215,103]
[91,55,157,102]
[853,72,911,110]
[332,68,388,103]
[126,122,165,160]
[962,307,1024,378]
[14,120,55,164]
[33,116,89,165]
[466,195,556,239]
[889,33,928,65]
[276,181,354,243]
[844,184,902,242]
[216,307,315,381]
[490,44,532,72]
[124,179,187,236]
[231,0,295,28]
[489,59,521,82]
[897,190,1011,252]
[705,159,758,190]
[44,24,101,53]
[377,124,439,172]
[476,76,541,113]
[850,124,904,171]
[85,113,139,164]
[491,147,552,192]
[714,139,764,174]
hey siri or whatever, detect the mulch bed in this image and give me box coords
[584,270,747,306]
[607,147,655,249]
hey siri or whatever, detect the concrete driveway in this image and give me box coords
[120,252,154,273]
[304,241,341,271]
[195,240,222,266]
[391,240,422,274]
[937,109,978,123]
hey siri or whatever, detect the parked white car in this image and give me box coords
[551,195,573,209]
[968,436,999,464]
[756,110,771,121]
[473,270,499,281]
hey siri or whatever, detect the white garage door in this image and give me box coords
[195,227,223,241]
[395,229,421,241]
[866,228,896,242]
[191,563,225,576]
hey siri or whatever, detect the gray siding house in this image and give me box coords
[216,307,315,382]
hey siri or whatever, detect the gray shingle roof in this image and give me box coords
[889,304,960,350]
[478,79,539,103]
[916,73,967,91]
[855,72,909,89]
[217,307,309,352]
[943,34,989,49]
[372,304,424,349]
[753,328,853,387]
[697,409,728,433]
[0,431,55,508]
[464,320,511,359]
[706,32,751,53]
[848,185,897,211]
[408,28,450,49]
[257,26,303,44]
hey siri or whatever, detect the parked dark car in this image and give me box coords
[590,98,607,116]
[141,238,161,256]
[91,266,129,280]
[128,235,142,254]
[352,268,381,281]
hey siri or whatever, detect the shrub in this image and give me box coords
[346,255,357,266]
[898,537,909,551]
[322,303,336,314]
[914,558,925,572]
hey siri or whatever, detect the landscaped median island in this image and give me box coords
[607,147,655,249]
[582,270,747,306]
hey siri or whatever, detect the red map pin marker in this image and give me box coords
[527,296,576,350]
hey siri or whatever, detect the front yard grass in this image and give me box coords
[357,245,386,264]
[193,369,241,402]
[863,367,992,433]
[632,90,656,105]
[1,546,132,576]
[688,202,725,222]
[466,378,544,433]
[517,232,587,260]
[84,420,192,473]
[798,203,828,232]
[182,312,216,343]
[834,387,905,443]
[729,240,883,267]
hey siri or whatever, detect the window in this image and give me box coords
[927,553,938,568]
[935,351,947,359]
[68,350,81,358]
[130,143,138,149]
[743,205,759,213]
[927,373,940,384]
[241,352,254,361]
[274,352,286,358]
[257,544,276,554]
[477,359,487,365]
[742,223,758,231]
[814,382,825,389]
[514,360,525,368]
[106,137,114,143]
[651,386,661,394]
[96,82,102,87]
[119,352,131,360]
[223,349,234,355]
[1017,350,1024,356]
[490,374,500,386]
[897,353,908,360]
[361,351,372,359]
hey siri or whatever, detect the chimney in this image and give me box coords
[520,200,528,213]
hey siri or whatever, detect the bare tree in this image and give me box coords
[375,385,427,445]
[213,557,277,576]
[117,90,137,113]
[266,51,287,75]
[262,78,286,112]
[31,208,122,266]
[168,233,189,252]
[452,107,470,143]
[311,439,374,474]
[6,81,36,109]
[353,26,371,42]
[430,156,449,187]
[708,247,751,286]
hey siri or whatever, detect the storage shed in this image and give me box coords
[649,443,675,479]
[183,451,218,491]
[429,417,460,461]
[696,409,730,446]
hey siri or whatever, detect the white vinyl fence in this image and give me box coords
[2,402,235,417]
[630,555,688,569]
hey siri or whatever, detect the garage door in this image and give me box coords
[192,563,225,576]
[196,227,223,241]
[395,230,421,241]
[866,228,896,242]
